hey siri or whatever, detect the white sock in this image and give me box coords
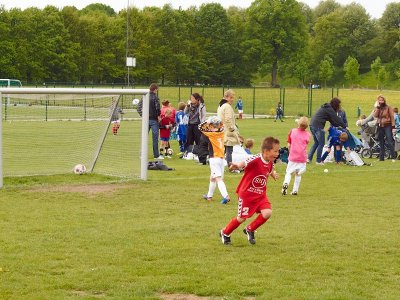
[217,180,229,198]
[207,181,216,198]
[293,175,301,192]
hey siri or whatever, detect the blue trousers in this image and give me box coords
[308,126,325,163]
[149,119,160,158]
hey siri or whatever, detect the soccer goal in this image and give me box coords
[0,87,150,188]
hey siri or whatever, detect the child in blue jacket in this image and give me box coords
[321,126,350,163]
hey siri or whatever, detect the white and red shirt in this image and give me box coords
[236,154,273,202]
[287,128,310,163]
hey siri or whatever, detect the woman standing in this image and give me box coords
[217,89,240,167]
[373,95,397,161]
[184,93,207,150]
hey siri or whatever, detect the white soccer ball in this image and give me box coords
[324,169,329,173]
[73,164,86,175]
[132,98,140,106]
[166,148,173,156]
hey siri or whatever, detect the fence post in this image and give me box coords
[252,87,255,119]
[308,85,313,116]
[282,88,286,117]
[0,93,3,188]
[45,99,48,121]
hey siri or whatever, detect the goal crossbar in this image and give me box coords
[0,88,150,188]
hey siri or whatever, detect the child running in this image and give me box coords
[281,117,311,196]
[219,137,280,245]
[199,116,231,204]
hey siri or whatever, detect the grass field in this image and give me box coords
[1,117,400,299]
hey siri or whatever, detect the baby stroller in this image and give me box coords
[394,132,400,156]
[360,127,391,159]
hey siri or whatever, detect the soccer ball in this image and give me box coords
[73,164,86,175]
[132,98,140,106]
[166,148,173,156]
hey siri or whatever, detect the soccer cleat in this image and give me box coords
[155,155,164,160]
[281,183,288,195]
[202,194,212,201]
[219,230,231,245]
[291,191,298,196]
[220,197,230,204]
[243,228,256,245]
[315,162,325,165]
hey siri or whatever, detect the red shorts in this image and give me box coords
[237,197,271,219]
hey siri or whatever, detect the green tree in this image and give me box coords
[377,66,388,89]
[247,0,308,87]
[371,56,382,89]
[378,3,400,67]
[343,56,360,88]
[194,3,237,85]
[313,0,340,19]
[0,8,19,78]
[311,4,374,70]
[319,55,334,87]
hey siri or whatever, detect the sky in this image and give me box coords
[1,0,397,19]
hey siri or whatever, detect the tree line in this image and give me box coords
[0,0,399,87]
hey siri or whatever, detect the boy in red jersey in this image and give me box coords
[219,137,280,245]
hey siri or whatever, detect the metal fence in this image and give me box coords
[3,85,400,120]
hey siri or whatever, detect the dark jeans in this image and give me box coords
[225,145,233,166]
[308,126,325,163]
[185,123,201,150]
[377,125,396,160]
[149,119,160,158]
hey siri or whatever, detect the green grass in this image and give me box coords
[1,118,400,299]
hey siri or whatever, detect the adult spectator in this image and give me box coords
[217,89,240,167]
[184,93,206,150]
[373,94,397,161]
[148,83,163,160]
[307,97,346,165]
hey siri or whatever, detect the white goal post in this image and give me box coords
[0,88,150,188]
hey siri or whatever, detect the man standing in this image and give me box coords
[217,89,240,168]
[148,83,163,160]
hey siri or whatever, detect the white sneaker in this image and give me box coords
[155,155,164,160]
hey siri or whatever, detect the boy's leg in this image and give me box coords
[335,146,342,163]
[204,179,216,200]
[243,206,272,245]
[222,217,242,236]
[321,149,330,162]
[216,179,228,197]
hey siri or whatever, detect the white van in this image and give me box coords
[0,79,22,88]
[0,79,22,105]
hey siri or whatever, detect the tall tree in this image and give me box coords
[248,0,308,87]
[194,3,237,85]
[319,55,334,87]
[311,4,374,70]
[343,56,360,88]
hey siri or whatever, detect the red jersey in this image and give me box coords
[159,116,175,139]
[236,154,274,202]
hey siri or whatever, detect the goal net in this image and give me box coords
[0,88,149,185]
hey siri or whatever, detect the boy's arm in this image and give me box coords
[270,166,278,181]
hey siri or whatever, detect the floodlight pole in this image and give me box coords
[0,92,3,188]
